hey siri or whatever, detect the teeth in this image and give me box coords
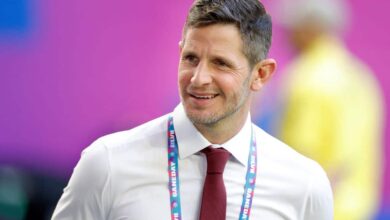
[194,95,216,99]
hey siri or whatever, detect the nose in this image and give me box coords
[190,62,212,86]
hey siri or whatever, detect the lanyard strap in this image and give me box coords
[167,116,257,220]
[168,116,182,220]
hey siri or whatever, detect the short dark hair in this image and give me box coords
[183,0,272,67]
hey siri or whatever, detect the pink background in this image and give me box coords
[0,0,389,213]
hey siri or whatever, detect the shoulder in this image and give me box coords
[52,137,111,219]
[77,114,170,179]
[66,113,169,193]
[52,114,171,219]
[254,125,330,181]
[254,126,333,219]
[254,125,320,170]
[92,114,169,153]
[302,162,333,219]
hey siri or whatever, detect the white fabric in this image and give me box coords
[52,104,333,220]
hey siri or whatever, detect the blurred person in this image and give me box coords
[0,166,66,220]
[0,167,28,220]
[52,0,333,219]
[276,0,384,219]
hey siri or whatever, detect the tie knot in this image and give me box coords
[201,147,230,174]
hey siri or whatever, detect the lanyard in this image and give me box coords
[167,116,257,220]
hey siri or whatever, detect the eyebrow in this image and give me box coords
[181,50,198,58]
[181,43,243,67]
[213,53,239,66]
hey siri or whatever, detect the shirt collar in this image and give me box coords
[172,103,252,166]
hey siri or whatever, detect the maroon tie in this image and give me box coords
[199,147,230,220]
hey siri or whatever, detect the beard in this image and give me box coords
[183,75,251,127]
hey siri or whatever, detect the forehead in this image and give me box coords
[182,24,244,54]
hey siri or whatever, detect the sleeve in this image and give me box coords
[302,162,334,220]
[51,139,111,220]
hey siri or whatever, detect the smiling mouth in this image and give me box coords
[190,94,219,99]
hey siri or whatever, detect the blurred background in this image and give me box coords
[0,0,388,219]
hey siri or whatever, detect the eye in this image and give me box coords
[215,59,227,66]
[213,58,230,68]
[181,53,199,65]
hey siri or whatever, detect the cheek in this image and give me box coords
[178,70,191,89]
[216,74,242,90]
[178,66,193,82]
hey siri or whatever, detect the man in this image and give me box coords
[275,0,384,219]
[52,0,333,219]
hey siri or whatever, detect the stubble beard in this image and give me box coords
[183,75,252,127]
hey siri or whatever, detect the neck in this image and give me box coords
[193,108,250,145]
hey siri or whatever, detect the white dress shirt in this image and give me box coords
[52,104,333,220]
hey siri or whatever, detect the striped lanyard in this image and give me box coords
[167,116,257,220]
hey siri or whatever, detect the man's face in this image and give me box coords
[178,24,255,126]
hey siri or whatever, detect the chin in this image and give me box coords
[185,109,223,125]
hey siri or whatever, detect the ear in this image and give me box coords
[178,40,183,53]
[250,58,277,91]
